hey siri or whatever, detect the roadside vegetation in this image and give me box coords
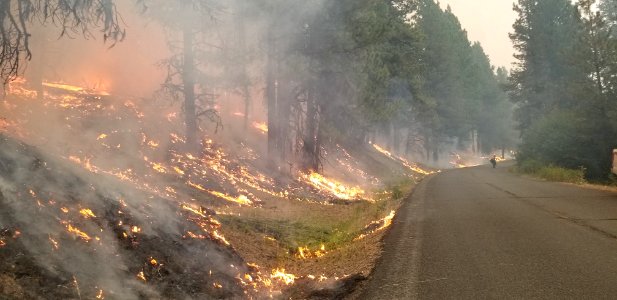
[514,159,587,184]
[510,0,617,181]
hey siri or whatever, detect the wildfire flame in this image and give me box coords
[137,271,146,282]
[65,224,91,242]
[271,268,295,285]
[371,143,433,175]
[355,210,396,240]
[252,122,268,134]
[300,172,364,200]
[79,208,96,219]
[296,244,327,259]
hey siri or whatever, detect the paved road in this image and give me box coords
[359,163,617,299]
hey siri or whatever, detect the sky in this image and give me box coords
[439,0,518,69]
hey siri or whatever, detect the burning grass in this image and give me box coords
[218,178,413,275]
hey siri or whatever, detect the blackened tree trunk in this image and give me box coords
[277,79,291,162]
[303,84,320,171]
[266,25,279,159]
[183,27,198,152]
[237,0,251,130]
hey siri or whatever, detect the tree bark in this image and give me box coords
[303,84,319,171]
[266,25,279,159]
[237,0,251,130]
[183,27,198,152]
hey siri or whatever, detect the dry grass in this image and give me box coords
[219,178,414,281]
[0,274,25,299]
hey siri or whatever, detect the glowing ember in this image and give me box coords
[300,172,364,200]
[97,134,107,140]
[79,208,96,219]
[131,226,141,233]
[0,239,5,247]
[150,258,158,266]
[296,244,327,259]
[48,236,59,250]
[61,207,69,213]
[252,122,268,134]
[152,163,167,173]
[271,268,296,285]
[137,271,146,282]
[147,140,160,148]
[173,166,185,175]
[96,289,105,299]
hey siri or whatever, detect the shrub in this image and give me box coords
[535,165,586,184]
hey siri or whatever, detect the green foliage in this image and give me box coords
[516,160,586,184]
[509,0,617,180]
[516,110,612,179]
[535,166,587,184]
[516,159,544,174]
[414,0,515,157]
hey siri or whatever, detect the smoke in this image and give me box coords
[0,1,419,298]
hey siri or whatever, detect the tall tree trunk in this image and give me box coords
[386,122,393,151]
[266,25,279,159]
[25,27,46,101]
[303,84,319,171]
[424,133,431,162]
[183,27,198,152]
[392,122,401,155]
[471,130,476,154]
[277,79,291,161]
[237,0,251,130]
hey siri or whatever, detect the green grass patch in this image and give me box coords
[515,160,586,184]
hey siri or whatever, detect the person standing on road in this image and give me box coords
[490,155,497,168]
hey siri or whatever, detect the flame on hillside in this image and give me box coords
[300,172,365,200]
[252,122,268,134]
[296,244,327,259]
[371,143,433,175]
[0,78,398,297]
[355,210,396,240]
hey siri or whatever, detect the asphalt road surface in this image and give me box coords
[359,162,617,299]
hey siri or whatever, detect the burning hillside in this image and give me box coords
[0,79,434,299]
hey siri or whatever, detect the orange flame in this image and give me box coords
[271,268,296,285]
[355,210,396,240]
[372,144,433,175]
[300,172,364,200]
[252,122,268,134]
[79,208,96,219]
[296,244,327,259]
[66,224,91,241]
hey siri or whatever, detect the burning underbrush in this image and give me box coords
[0,79,433,299]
